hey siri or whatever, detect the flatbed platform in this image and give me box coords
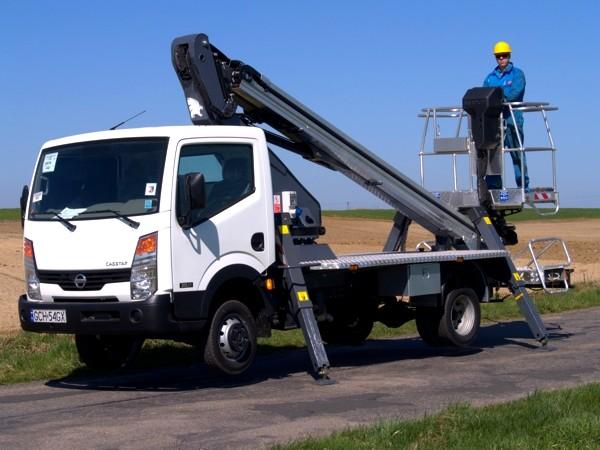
[301,249,508,271]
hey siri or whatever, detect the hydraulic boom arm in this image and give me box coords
[171,33,479,249]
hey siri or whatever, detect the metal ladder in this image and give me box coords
[513,237,573,294]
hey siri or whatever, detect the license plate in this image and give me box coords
[30,309,67,324]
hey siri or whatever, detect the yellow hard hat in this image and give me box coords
[493,41,512,55]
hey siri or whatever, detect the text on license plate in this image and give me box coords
[30,309,67,323]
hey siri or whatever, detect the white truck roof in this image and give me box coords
[41,125,265,149]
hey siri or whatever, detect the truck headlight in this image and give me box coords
[23,238,42,300]
[130,232,158,300]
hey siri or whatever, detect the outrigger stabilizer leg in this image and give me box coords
[468,208,549,344]
[276,213,335,384]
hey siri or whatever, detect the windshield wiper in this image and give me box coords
[80,209,140,229]
[52,214,76,232]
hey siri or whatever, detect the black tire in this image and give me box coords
[204,300,257,375]
[319,314,374,346]
[416,307,449,347]
[75,334,144,371]
[439,288,481,347]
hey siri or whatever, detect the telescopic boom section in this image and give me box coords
[171,33,478,248]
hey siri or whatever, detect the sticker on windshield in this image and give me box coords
[59,207,86,219]
[42,153,58,173]
[32,192,43,203]
[145,183,157,196]
[144,199,153,209]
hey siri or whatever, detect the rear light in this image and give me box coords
[23,238,41,300]
[130,232,158,300]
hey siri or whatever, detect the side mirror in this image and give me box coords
[20,185,29,229]
[178,173,206,229]
[187,172,206,210]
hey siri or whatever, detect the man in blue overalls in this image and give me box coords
[483,41,529,190]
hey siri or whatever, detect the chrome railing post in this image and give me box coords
[419,110,430,188]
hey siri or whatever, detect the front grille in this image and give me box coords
[52,296,119,303]
[38,269,131,291]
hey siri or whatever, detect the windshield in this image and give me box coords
[29,137,169,220]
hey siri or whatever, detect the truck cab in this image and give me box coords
[19,126,279,367]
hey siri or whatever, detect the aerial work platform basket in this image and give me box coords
[418,101,560,215]
[417,98,572,289]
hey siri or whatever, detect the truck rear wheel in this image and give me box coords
[416,308,448,347]
[439,288,481,347]
[204,300,257,375]
[75,334,143,370]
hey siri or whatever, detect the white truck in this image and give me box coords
[18,34,566,381]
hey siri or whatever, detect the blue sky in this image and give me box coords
[1,0,599,209]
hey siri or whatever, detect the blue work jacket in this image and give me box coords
[483,62,526,127]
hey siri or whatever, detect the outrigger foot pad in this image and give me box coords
[315,377,337,386]
[314,370,337,385]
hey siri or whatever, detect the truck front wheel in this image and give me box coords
[75,334,143,370]
[204,300,257,375]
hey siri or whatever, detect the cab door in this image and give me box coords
[170,137,274,318]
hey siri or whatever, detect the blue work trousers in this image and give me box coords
[486,123,529,190]
[505,124,529,189]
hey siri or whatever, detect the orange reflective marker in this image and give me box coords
[23,239,34,258]
[265,278,275,291]
[136,233,157,255]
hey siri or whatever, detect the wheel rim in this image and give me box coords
[451,295,476,336]
[218,315,250,362]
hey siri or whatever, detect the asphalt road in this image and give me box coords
[1,308,600,449]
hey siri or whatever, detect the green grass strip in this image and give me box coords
[1,284,599,385]
[0,332,80,384]
[0,335,202,385]
[276,383,600,449]
[0,208,20,221]
[323,208,600,222]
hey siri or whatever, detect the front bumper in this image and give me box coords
[18,294,206,336]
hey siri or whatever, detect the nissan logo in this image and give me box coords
[73,273,87,289]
